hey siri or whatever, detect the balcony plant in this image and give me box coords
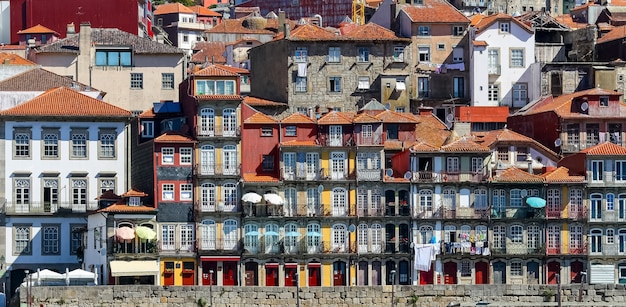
[542,288,556,302]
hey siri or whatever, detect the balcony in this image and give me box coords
[411,171,488,183]
[197,238,241,252]
[355,135,382,146]
[385,239,411,253]
[442,208,489,219]
[5,201,99,214]
[281,168,319,181]
[568,207,588,220]
[318,135,354,147]
[491,244,545,256]
[442,241,490,256]
[356,207,384,217]
[318,168,356,181]
[562,142,580,152]
[172,21,213,30]
[159,242,195,254]
[547,245,587,256]
[197,201,240,213]
[491,207,544,220]
[546,207,562,219]
[112,240,159,256]
[357,168,382,181]
[322,204,356,217]
[385,204,411,217]
[488,65,501,76]
[415,207,442,219]
[197,125,240,138]
[195,163,241,176]
[247,240,357,255]
[245,203,321,218]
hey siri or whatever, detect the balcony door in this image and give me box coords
[223,108,237,136]
[331,152,346,180]
[329,125,342,146]
[200,145,215,175]
[223,145,237,175]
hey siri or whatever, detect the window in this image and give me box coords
[332,188,347,216]
[99,178,115,195]
[471,157,483,173]
[617,161,626,181]
[443,188,456,209]
[600,96,609,107]
[460,261,471,277]
[393,46,405,62]
[180,184,192,201]
[285,126,297,136]
[141,121,154,138]
[570,225,583,251]
[180,147,192,165]
[14,132,30,158]
[591,160,604,181]
[510,49,524,67]
[386,124,398,140]
[99,131,116,159]
[620,229,626,254]
[295,76,307,92]
[161,224,176,250]
[493,189,506,213]
[307,223,321,251]
[493,225,505,249]
[162,73,175,89]
[510,225,523,243]
[499,22,510,33]
[510,261,522,276]
[161,148,174,164]
[453,77,464,98]
[14,178,30,212]
[128,196,140,206]
[180,224,194,251]
[42,225,59,254]
[14,225,31,255]
[452,26,464,36]
[162,184,174,200]
[195,80,236,95]
[43,132,59,158]
[262,155,274,171]
[261,127,273,136]
[70,225,85,255]
[358,47,370,62]
[395,107,405,113]
[71,178,87,206]
[590,193,602,220]
[418,46,430,62]
[607,228,615,244]
[244,224,259,252]
[418,225,433,244]
[488,49,500,74]
[419,190,433,215]
[95,50,132,66]
[283,152,296,177]
[332,224,347,251]
[619,194,626,220]
[527,225,540,249]
[590,229,602,253]
[418,77,429,97]
[182,35,189,42]
[327,47,341,63]
[358,76,370,90]
[488,84,499,102]
[587,124,600,146]
[446,157,460,173]
[130,73,143,89]
[295,47,308,62]
[516,147,528,162]
[357,152,380,170]
[510,189,523,207]
[474,189,487,209]
[418,26,430,36]
[329,77,341,92]
[452,46,463,62]
[512,83,527,105]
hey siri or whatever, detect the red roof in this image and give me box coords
[521,88,624,117]
[154,3,195,15]
[98,204,156,213]
[440,137,490,152]
[242,96,286,106]
[401,0,470,24]
[194,64,241,77]
[121,188,148,198]
[598,25,626,44]
[0,52,36,65]
[492,167,544,183]
[244,112,278,124]
[317,111,354,125]
[540,167,585,183]
[281,112,316,124]
[375,110,418,123]
[582,142,626,155]
[190,5,222,17]
[472,13,533,34]
[17,24,60,35]
[155,132,196,143]
[455,106,509,123]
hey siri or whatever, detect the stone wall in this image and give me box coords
[16,284,626,307]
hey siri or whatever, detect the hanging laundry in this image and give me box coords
[414,245,434,271]
[446,63,465,71]
[297,62,307,77]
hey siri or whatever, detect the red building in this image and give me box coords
[241,104,280,182]
[9,0,155,44]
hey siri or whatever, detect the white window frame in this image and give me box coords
[327,47,341,63]
[162,184,174,200]
[180,184,192,201]
[162,147,175,165]
[180,147,192,165]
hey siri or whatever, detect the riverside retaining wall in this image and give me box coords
[17,284,626,307]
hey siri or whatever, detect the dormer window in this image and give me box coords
[195,80,236,95]
[600,96,609,107]
[128,196,141,206]
[499,22,510,33]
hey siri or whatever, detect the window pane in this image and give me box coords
[120,52,132,66]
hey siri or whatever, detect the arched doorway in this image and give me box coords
[443,262,457,284]
[358,261,368,285]
[307,262,321,286]
[475,261,489,284]
[244,262,258,286]
[333,261,346,286]
[548,261,561,284]
[571,260,584,283]
[385,190,396,216]
[385,260,396,285]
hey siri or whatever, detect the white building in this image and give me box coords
[469,13,540,108]
[0,86,131,296]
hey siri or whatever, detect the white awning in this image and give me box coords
[110,260,159,277]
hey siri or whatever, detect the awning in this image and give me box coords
[307,263,321,268]
[285,263,298,268]
[116,227,135,241]
[200,256,240,262]
[110,260,158,277]
[265,263,279,268]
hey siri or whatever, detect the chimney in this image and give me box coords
[527,158,533,174]
[417,105,434,116]
[3,59,9,65]
[67,22,76,35]
[284,24,290,38]
[77,22,92,85]
[278,11,286,34]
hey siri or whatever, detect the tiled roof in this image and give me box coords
[0,87,131,118]
[242,173,280,182]
[17,24,59,35]
[96,190,122,200]
[473,13,533,34]
[196,94,242,100]
[36,28,184,54]
[284,23,341,40]
[244,112,278,124]
[219,65,249,74]
[582,142,626,155]
[194,64,241,76]
[0,52,36,65]
[281,112,316,124]
[401,0,470,24]
[353,112,381,123]
[410,141,440,152]
[0,68,98,92]
[553,14,588,30]
[491,167,545,183]
[98,204,156,213]
[540,167,585,183]
[414,114,450,148]
[440,137,491,152]
[190,41,227,64]
[226,37,262,46]
[121,188,148,198]
[242,96,287,106]
[0,45,26,51]
[597,25,626,44]
[384,140,416,150]
[154,3,195,15]
[343,22,407,41]
[190,5,222,17]
[206,18,277,35]
[375,110,418,123]
[281,22,408,42]
[317,111,354,125]
[281,140,319,147]
[476,129,559,160]
[520,88,625,117]
[155,132,196,143]
[473,40,488,46]
[138,108,156,118]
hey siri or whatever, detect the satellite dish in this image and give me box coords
[520,190,528,197]
[386,169,393,177]
[446,113,454,123]
[404,171,412,180]
[385,103,391,110]
[581,102,589,111]
[348,224,356,233]
[317,185,324,193]
[554,138,562,147]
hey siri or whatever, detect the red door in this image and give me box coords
[266,267,278,286]
[223,262,238,286]
[163,262,175,286]
[245,262,258,286]
[202,262,217,285]
[548,261,560,284]
[444,262,457,284]
[571,261,584,283]
[182,272,194,285]
[308,266,321,286]
[285,267,297,286]
[419,267,434,285]
[475,262,489,284]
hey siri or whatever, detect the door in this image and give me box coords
[444,262,457,284]
[420,267,434,285]
[200,108,215,135]
[222,145,237,175]
[332,188,347,217]
[358,261,368,285]
[308,266,321,286]
[163,262,175,286]
[571,261,584,283]
[548,261,561,285]
[528,261,539,284]
[493,261,506,284]
[223,108,237,136]
[329,125,342,146]
[331,152,346,179]
[284,267,297,286]
[306,153,319,180]
[223,261,237,286]
[372,261,382,285]
[182,262,195,285]
[265,266,278,286]
[475,261,489,284]
[200,145,215,175]
[245,262,258,286]
[333,261,346,286]
[283,153,296,180]
[202,262,217,285]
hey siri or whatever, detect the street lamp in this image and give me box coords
[295,272,300,307]
[209,269,214,307]
[390,269,396,307]
[556,273,561,307]
[24,269,31,307]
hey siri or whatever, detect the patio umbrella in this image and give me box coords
[306,231,322,237]
[526,197,547,209]
[264,231,279,236]
[135,226,157,241]
[264,193,284,205]
[285,231,301,237]
[242,192,263,204]
[116,227,135,241]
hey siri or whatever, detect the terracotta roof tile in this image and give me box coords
[414,114,450,148]
[0,68,99,92]
[96,190,122,200]
[384,140,416,150]
[285,23,341,40]
[473,13,533,34]
[281,112,317,124]
[244,112,278,124]
[343,22,407,41]
[226,37,262,46]
[0,87,131,118]
[196,94,242,100]
[554,14,588,30]
[317,111,354,125]
[582,142,626,155]
[121,188,149,198]
[191,41,227,64]
[154,3,195,15]
[520,88,625,117]
[598,25,626,44]
[492,167,544,183]
[281,22,409,42]
[353,112,381,123]
[440,137,491,152]
[473,40,488,46]
[17,24,59,35]
[476,129,559,160]
[243,173,280,182]
[194,64,241,76]
[190,5,222,17]
[155,131,196,143]
[98,204,156,213]
[242,96,287,106]
[401,0,470,24]
[540,167,585,183]
[0,52,36,65]
[375,110,418,123]
[280,140,319,147]
[207,18,277,35]
[138,108,156,118]
[410,141,440,152]
[0,45,26,51]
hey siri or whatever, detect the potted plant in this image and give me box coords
[542,288,556,302]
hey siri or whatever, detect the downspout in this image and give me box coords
[312,14,322,27]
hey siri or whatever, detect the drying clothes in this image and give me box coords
[414,245,434,271]
[446,63,465,71]
[297,63,307,77]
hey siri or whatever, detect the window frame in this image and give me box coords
[130,73,143,89]
[510,48,525,68]
[180,147,192,165]
[357,47,370,63]
[418,25,430,36]
[180,183,193,201]
[418,46,430,62]
[393,46,405,62]
[14,129,31,159]
[98,130,117,159]
[295,76,307,93]
[499,22,510,33]
[294,47,308,63]
[141,121,154,138]
[329,77,342,92]
[262,155,274,171]
[42,130,60,159]
[161,147,175,165]
[161,73,175,89]
[14,224,32,255]
[41,224,60,255]
[162,183,175,201]
[452,25,464,36]
[327,47,341,63]
[285,126,297,137]
[261,127,273,137]
[95,49,132,67]
[71,178,88,206]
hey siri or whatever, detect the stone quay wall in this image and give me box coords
[17,284,626,307]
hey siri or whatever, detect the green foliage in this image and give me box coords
[408,294,419,306]
[542,289,555,297]
[197,297,208,307]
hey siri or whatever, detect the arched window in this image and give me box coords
[200,108,215,135]
[200,145,215,175]
[590,229,603,253]
[419,190,433,216]
[244,224,259,253]
[222,145,238,175]
[332,187,347,216]
[332,224,347,252]
[357,223,369,253]
[590,193,603,219]
[223,108,237,136]
[223,219,238,250]
[510,225,523,243]
[306,223,321,253]
[418,225,433,244]
[284,223,299,253]
[200,183,216,211]
[264,224,279,253]
[223,182,237,211]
